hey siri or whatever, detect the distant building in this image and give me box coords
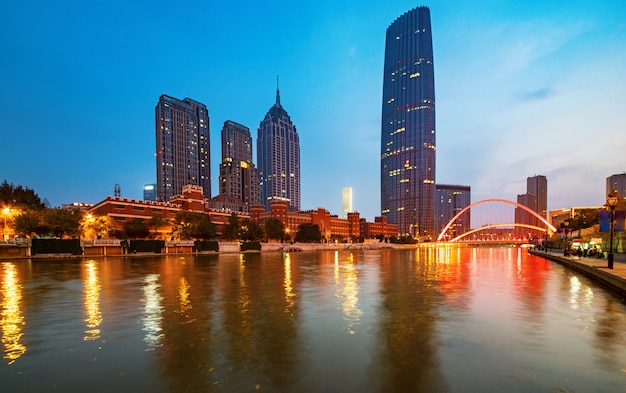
[143,184,156,201]
[606,173,626,199]
[381,6,436,237]
[155,94,210,202]
[436,184,471,239]
[257,85,300,211]
[342,187,353,218]
[218,120,259,211]
[549,206,603,229]
[516,175,547,228]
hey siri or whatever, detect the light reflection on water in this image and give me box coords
[0,248,625,393]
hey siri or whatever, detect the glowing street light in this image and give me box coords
[606,195,619,269]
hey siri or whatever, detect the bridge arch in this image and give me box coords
[437,198,557,242]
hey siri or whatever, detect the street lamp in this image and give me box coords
[606,195,619,269]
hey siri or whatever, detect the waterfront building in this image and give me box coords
[436,184,471,240]
[342,187,353,218]
[257,85,301,211]
[381,6,436,238]
[143,184,156,201]
[250,202,397,241]
[549,206,603,230]
[607,173,626,199]
[218,120,259,211]
[155,94,210,202]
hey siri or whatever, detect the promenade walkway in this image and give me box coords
[530,248,626,297]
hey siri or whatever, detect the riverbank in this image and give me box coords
[530,249,626,297]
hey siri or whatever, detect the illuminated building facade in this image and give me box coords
[381,6,436,237]
[143,184,156,201]
[342,187,353,218]
[257,87,300,211]
[436,184,471,239]
[155,94,210,202]
[218,120,259,211]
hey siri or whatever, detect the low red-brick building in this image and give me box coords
[89,186,397,240]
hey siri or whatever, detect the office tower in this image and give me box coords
[516,175,547,228]
[257,85,301,210]
[527,175,547,218]
[218,120,259,211]
[606,173,626,199]
[342,187,353,218]
[381,6,436,237]
[155,94,210,202]
[436,184,471,239]
[143,184,156,201]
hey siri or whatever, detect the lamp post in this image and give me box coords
[606,196,619,269]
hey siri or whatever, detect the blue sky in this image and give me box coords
[1,0,625,221]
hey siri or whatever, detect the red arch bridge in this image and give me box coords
[437,199,557,244]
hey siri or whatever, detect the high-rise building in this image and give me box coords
[155,94,210,202]
[516,175,547,227]
[218,120,259,211]
[143,184,156,201]
[381,6,436,237]
[527,175,547,219]
[257,86,300,210]
[342,187,353,218]
[436,184,471,239]
[606,173,626,199]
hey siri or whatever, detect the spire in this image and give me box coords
[275,74,281,106]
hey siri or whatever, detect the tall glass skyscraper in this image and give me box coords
[381,6,436,237]
[257,87,300,210]
[155,94,210,202]
[219,120,259,211]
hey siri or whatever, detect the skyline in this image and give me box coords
[1,0,625,221]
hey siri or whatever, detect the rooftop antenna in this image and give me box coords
[276,74,281,106]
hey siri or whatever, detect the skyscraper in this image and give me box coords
[257,85,301,210]
[342,187,353,218]
[218,120,259,211]
[436,184,471,239]
[381,6,436,237]
[516,175,547,228]
[155,94,210,201]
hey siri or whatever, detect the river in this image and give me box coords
[1,247,625,392]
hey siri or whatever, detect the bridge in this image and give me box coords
[437,199,557,244]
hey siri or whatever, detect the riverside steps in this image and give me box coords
[530,249,626,297]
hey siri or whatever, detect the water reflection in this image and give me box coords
[284,253,295,311]
[142,273,164,349]
[83,260,102,341]
[0,263,26,364]
[334,251,362,334]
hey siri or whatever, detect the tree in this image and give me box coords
[221,213,241,240]
[148,214,169,239]
[242,219,264,241]
[123,219,150,239]
[0,180,46,210]
[13,210,42,237]
[265,218,285,241]
[44,208,82,238]
[172,211,216,240]
[295,223,322,243]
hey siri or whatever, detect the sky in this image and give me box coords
[1,0,625,221]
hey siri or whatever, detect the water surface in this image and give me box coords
[1,248,625,392]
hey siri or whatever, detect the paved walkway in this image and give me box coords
[530,249,626,297]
